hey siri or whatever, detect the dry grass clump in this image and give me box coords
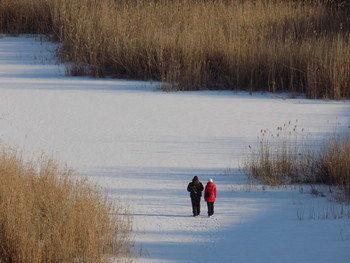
[1,0,350,99]
[0,0,52,34]
[0,148,132,263]
[317,134,350,195]
[243,121,350,197]
[243,120,312,186]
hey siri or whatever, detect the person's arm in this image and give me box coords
[187,183,191,192]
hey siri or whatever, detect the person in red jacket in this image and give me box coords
[204,178,216,217]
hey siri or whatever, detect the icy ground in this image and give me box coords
[0,36,349,262]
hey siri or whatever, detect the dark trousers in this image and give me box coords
[207,202,214,216]
[191,198,201,216]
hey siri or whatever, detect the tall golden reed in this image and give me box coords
[243,123,350,197]
[0,0,349,99]
[319,134,350,195]
[0,148,132,262]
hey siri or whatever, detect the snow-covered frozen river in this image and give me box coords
[0,36,349,263]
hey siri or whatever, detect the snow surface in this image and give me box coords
[0,36,349,263]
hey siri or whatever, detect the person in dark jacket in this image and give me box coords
[204,178,217,217]
[187,176,204,217]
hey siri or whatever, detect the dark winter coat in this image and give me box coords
[204,182,216,203]
[187,176,204,200]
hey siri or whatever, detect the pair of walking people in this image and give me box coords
[187,176,216,217]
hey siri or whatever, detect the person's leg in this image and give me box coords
[197,199,201,216]
[191,198,197,216]
[208,202,214,216]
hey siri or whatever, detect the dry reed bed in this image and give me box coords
[1,0,350,99]
[243,121,350,198]
[0,148,132,263]
[319,134,350,196]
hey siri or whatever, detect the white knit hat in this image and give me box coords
[209,178,213,183]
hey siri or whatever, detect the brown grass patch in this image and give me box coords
[243,121,350,198]
[0,148,132,262]
[1,0,350,99]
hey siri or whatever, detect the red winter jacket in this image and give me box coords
[204,182,216,202]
